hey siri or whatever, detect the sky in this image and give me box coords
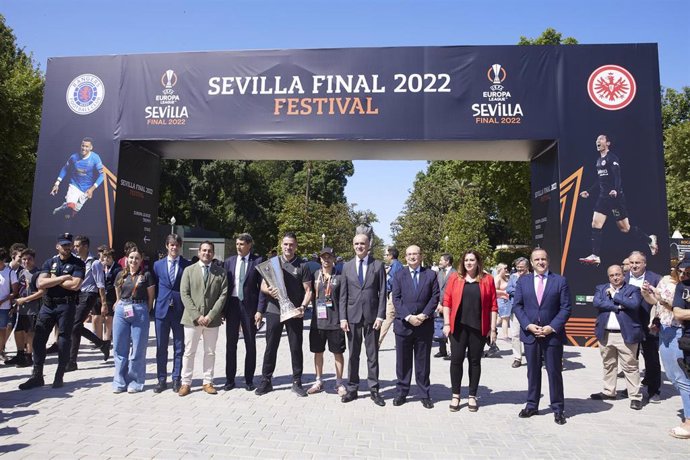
[3,0,688,244]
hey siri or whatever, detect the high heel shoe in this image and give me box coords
[468,395,479,412]
[449,396,461,412]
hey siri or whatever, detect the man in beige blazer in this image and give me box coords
[179,241,228,396]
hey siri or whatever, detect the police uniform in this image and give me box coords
[20,234,85,390]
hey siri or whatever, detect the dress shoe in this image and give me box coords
[443,355,451,361]
[630,400,643,410]
[202,383,218,395]
[64,362,78,373]
[518,408,538,418]
[511,360,522,368]
[153,381,167,394]
[554,413,567,425]
[46,343,59,354]
[245,383,256,392]
[590,392,616,400]
[393,395,407,406]
[370,390,385,407]
[255,380,273,396]
[223,381,236,391]
[100,341,111,361]
[52,375,64,389]
[341,391,358,403]
[421,398,434,409]
[434,351,448,358]
[178,384,191,397]
[172,379,182,393]
[292,381,308,397]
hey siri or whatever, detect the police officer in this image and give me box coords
[19,233,85,390]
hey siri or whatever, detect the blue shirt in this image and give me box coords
[57,152,104,192]
[386,259,403,293]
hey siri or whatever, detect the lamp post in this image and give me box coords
[170,216,176,234]
[321,233,326,249]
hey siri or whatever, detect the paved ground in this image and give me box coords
[1,317,688,459]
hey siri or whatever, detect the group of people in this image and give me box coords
[1,229,689,439]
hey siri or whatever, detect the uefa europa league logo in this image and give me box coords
[491,64,502,84]
[163,70,176,89]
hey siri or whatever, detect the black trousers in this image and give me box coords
[449,324,485,396]
[33,301,76,373]
[70,291,105,365]
[640,333,661,396]
[225,296,258,385]
[260,311,303,382]
[346,321,380,392]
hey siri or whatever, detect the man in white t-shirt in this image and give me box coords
[0,247,19,361]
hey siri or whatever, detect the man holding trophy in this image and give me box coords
[255,232,313,397]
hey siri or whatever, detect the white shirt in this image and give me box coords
[232,255,249,297]
[167,256,180,281]
[606,284,622,330]
[628,272,645,287]
[0,266,18,310]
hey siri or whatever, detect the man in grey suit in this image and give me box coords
[339,233,387,406]
[434,253,455,358]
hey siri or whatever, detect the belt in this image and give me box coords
[606,329,621,333]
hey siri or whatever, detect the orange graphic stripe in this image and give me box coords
[102,166,117,247]
[559,167,583,274]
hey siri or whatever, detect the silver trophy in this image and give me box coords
[256,256,301,322]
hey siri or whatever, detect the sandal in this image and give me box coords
[669,426,690,439]
[449,396,461,412]
[468,395,479,412]
[307,380,323,395]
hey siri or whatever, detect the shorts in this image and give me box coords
[309,327,346,354]
[594,194,629,221]
[15,314,37,333]
[0,309,10,328]
[498,298,512,318]
[93,298,115,316]
[65,183,89,212]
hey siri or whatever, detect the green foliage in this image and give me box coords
[664,121,690,236]
[661,87,690,130]
[518,28,578,45]
[159,159,354,255]
[0,15,44,246]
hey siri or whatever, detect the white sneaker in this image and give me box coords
[649,393,661,404]
[648,235,658,256]
[578,254,601,266]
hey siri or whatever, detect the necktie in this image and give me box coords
[203,265,209,284]
[358,259,364,286]
[441,268,447,282]
[413,270,418,291]
[169,259,177,286]
[536,274,545,304]
[238,257,246,301]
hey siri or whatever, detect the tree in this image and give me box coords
[661,87,690,130]
[518,27,578,45]
[0,15,44,246]
[664,121,690,236]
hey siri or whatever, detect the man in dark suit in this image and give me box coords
[391,245,440,409]
[152,234,191,393]
[591,264,644,409]
[434,253,455,358]
[223,233,264,392]
[625,250,662,403]
[339,233,387,406]
[513,248,572,425]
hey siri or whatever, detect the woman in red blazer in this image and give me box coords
[442,250,498,412]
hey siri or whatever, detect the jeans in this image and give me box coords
[113,300,150,391]
[659,325,690,419]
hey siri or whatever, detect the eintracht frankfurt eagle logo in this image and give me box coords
[587,65,636,111]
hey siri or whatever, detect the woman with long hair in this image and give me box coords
[442,250,498,412]
[112,248,155,393]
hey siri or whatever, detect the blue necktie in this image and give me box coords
[358,259,364,286]
[169,259,177,286]
[413,270,418,291]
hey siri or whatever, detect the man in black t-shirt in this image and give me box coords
[19,233,85,390]
[12,249,44,368]
[578,134,658,266]
[255,232,313,397]
[673,254,690,378]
